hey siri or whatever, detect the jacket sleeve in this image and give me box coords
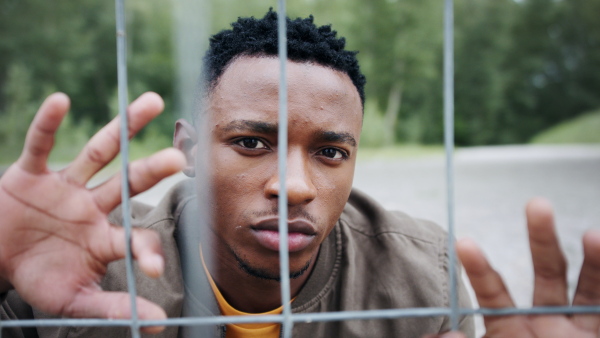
[1,291,39,338]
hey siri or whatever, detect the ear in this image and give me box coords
[173,119,197,177]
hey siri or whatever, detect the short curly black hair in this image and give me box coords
[203,9,366,106]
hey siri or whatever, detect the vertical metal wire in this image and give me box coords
[276,1,294,338]
[443,0,459,332]
[115,0,141,337]
[4,1,600,336]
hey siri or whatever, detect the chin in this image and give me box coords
[234,253,312,282]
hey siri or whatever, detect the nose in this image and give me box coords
[264,150,317,205]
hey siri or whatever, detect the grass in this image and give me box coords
[531,109,600,144]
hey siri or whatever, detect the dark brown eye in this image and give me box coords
[237,138,266,149]
[321,148,344,159]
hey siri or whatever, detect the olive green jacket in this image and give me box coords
[2,181,474,338]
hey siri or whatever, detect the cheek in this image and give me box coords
[314,164,355,220]
[208,149,274,213]
[208,170,256,235]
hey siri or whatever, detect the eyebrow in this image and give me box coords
[221,120,278,134]
[220,119,357,147]
[315,130,357,147]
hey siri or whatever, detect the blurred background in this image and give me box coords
[1,0,599,335]
[1,0,599,165]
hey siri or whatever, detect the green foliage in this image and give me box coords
[0,0,118,125]
[1,0,600,153]
[48,115,94,164]
[128,0,177,136]
[0,63,38,163]
[347,0,444,144]
[455,0,600,145]
[530,109,600,144]
[360,100,387,148]
[454,0,517,145]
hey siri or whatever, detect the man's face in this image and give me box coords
[196,56,362,279]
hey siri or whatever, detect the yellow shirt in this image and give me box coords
[201,251,282,338]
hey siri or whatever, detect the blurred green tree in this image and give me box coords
[1,0,599,150]
[0,63,38,160]
[0,0,117,125]
[346,0,444,145]
[454,0,516,145]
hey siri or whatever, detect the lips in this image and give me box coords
[250,218,317,252]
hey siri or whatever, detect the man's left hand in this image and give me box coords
[426,198,600,337]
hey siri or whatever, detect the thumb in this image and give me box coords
[67,291,167,334]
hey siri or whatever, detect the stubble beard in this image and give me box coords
[233,250,312,282]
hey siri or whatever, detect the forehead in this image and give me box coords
[206,56,362,128]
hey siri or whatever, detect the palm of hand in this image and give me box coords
[456,198,600,338]
[1,166,115,317]
[482,315,596,338]
[0,92,184,326]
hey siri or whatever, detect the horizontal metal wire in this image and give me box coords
[3,1,598,337]
[3,306,600,329]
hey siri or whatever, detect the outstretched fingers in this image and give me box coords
[92,147,186,213]
[131,227,166,279]
[526,198,569,307]
[94,226,165,279]
[457,238,515,309]
[63,92,165,185]
[19,93,70,174]
[456,238,524,334]
[67,290,166,334]
[572,230,600,332]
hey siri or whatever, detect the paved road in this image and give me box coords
[135,144,600,335]
[352,145,600,334]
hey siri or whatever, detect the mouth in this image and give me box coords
[250,218,317,252]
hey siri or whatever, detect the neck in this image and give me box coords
[200,242,316,313]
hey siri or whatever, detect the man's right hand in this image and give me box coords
[0,92,185,333]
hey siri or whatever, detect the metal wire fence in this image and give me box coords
[1,0,600,337]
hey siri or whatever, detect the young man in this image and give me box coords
[2,10,600,338]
